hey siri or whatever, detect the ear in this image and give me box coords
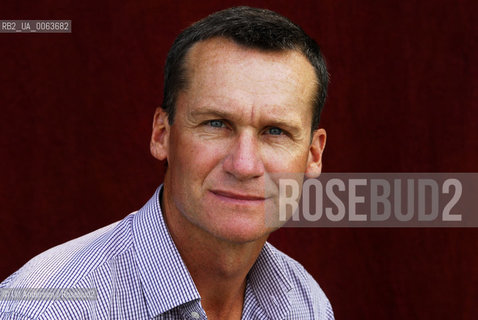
[305,128,327,178]
[150,107,170,161]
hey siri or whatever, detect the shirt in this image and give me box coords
[0,186,334,319]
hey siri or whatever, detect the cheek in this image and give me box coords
[261,145,310,173]
[171,135,227,179]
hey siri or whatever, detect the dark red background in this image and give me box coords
[1,0,477,319]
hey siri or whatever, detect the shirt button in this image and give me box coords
[191,311,200,319]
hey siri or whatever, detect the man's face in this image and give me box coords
[152,38,326,243]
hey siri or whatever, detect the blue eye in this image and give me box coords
[268,127,283,135]
[209,120,225,128]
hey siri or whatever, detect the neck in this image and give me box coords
[160,183,268,319]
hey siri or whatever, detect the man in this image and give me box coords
[1,6,333,319]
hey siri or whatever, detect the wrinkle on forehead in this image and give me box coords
[180,37,317,132]
[184,37,317,107]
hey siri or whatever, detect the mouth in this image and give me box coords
[210,190,266,202]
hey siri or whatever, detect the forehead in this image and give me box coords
[180,37,317,126]
[185,37,316,93]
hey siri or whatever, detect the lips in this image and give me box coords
[210,190,266,201]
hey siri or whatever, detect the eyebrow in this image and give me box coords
[190,108,235,121]
[189,107,303,134]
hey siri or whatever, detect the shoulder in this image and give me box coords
[266,242,335,319]
[0,213,136,319]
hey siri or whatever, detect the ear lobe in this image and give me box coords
[305,128,326,178]
[150,107,170,161]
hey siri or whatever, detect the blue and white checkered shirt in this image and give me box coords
[0,186,334,319]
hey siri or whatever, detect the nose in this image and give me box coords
[223,130,265,180]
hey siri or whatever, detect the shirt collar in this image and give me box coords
[248,242,293,318]
[132,186,200,318]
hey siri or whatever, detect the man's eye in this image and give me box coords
[208,120,225,128]
[267,127,284,135]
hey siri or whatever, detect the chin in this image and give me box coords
[210,223,274,244]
